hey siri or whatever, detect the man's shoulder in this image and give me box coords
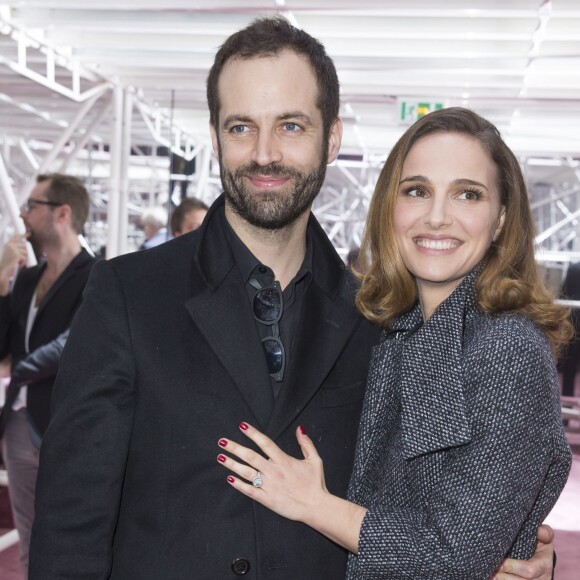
[99,233,199,290]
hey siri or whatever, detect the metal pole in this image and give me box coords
[106,86,124,259]
[59,97,112,172]
[37,87,109,174]
[19,85,109,203]
[195,144,211,204]
[118,90,133,256]
[166,89,175,241]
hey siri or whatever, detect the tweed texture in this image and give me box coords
[346,269,571,579]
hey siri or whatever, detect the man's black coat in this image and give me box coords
[30,196,380,580]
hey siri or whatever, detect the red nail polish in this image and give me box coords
[217,454,226,463]
[239,422,249,431]
[227,476,235,483]
[299,425,306,435]
[218,439,228,447]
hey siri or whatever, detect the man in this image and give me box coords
[170,196,209,236]
[29,18,554,580]
[139,205,171,249]
[0,173,94,577]
[560,262,580,397]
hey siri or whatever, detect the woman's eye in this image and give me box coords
[458,189,482,201]
[403,187,424,198]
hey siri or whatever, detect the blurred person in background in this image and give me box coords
[0,173,95,578]
[139,205,170,249]
[560,262,580,398]
[170,197,209,237]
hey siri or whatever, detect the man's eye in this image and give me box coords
[231,125,248,134]
[283,123,300,132]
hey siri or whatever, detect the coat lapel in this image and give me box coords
[265,214,361,441]
[265,279,361,440]
[183,197,274,429]
[348,330,405,504]
[184,271,274,429]
[36,250,90,315]
[399,275,476,459]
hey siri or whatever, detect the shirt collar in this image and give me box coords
[221,207,313,287]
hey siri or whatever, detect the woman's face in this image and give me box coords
[393,131,504,313]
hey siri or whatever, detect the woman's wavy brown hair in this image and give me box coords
[356,107,572,355]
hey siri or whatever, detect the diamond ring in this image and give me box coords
[252,471,263,488]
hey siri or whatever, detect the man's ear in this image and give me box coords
[493,207,506,241]
[326,117,343,165]
[54,204,73,227]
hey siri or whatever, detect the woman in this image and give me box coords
[216,108,572,578]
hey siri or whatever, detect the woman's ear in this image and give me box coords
[493,207,506,241]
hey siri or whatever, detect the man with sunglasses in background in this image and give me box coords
[30,18,555,580]
[0,173,94,578]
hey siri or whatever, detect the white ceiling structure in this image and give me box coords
[0,0,579,260]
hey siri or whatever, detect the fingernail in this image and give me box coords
[299,425,306,435]
[239,422,249,431]
[218,439,228,447]
[217,454,227,463]
[227,476,235,483]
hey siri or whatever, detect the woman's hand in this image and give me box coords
[217,422,328,524]
[217,422,367,553]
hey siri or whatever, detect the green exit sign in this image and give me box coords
[400,101,444,122]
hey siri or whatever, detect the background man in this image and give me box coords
[30,18,553,580]
[139,205,170,249]
[0,173,94,577]
[560,262,580,398]
[170,197,209,236]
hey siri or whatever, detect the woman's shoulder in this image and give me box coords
[464,311,556,399]
[467,309,550,355]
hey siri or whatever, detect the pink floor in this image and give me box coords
[1,432,579,579]
[544,429,580,579]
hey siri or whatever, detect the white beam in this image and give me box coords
[59,98,111,172]
[106,86,123,259]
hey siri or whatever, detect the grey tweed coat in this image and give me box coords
[346,269,571,579]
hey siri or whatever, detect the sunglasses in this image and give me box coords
[252,281,285,382]
[21,198,63,213]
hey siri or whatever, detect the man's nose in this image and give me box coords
[250,131,283,166]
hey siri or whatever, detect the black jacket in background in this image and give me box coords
[0,250,95,436]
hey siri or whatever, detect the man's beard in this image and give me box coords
[219,146,328,230]
[26,215,58,255]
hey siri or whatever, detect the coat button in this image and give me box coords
[231,558,251,575]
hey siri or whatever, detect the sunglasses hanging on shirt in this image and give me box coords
[250,278,285,382]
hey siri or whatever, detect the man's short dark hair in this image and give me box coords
[37,173,89,234]
[207,16,340,138]
[171,197,209,235]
